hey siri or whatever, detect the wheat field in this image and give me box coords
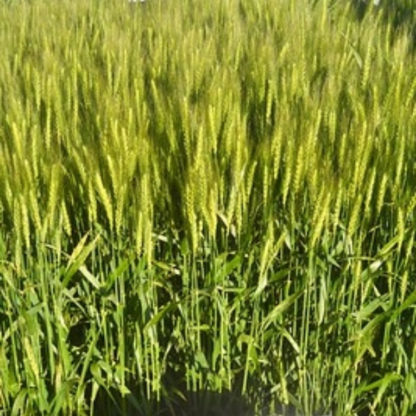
[0,0,415,415]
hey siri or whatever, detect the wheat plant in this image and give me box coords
[0,0,415,415]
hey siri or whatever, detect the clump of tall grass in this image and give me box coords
[0,0,415,415]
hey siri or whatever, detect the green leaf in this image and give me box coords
[262,290,303,329]
[11,389,27,416]
[62,234,100,288]
[195,351,209,369]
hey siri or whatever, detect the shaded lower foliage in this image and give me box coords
[92,388,254,416]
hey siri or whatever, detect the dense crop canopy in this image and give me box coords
[0,0,415,415]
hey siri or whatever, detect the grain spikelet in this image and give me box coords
[405,77,416,108]
[205,188,217,238]
[245,161,257,207]
[394,62,404,108]
[310,189,331,249]
[195,133,207,211]
[29,189,42,234]
[400,271,409,304]
[95,172,113,229]
[361,33,374,89]
[33,70,41,112]
[292,144,304,198]
[319,0,328,33]
[115,185,126,236]
[364,168,376,218]
[328,110,336,145]
[313,109,322,143]
[23,337,39,383]
[348,194,363,237]
[181,98,191,160]
[337,133,347,173]
[406,193,416,218]
[232,114,243,181]
[20,195,30,251]
[107,155,119,199]
[47,164,60,229]
[393,134,405,194]
[30,131,40,180]
[22,163,35,197]
[144,219,153,264]
[226,186,236,228]
[11,122,23,161]
[376,173,388,216]
[185,184,198,252]
[263,165,269,210]
[61,201,72,236]
[223,112,234,161]
[72,150,87,185]
[135,212,143,255]
[272,127,282,180]
[265,79,274,125]
[45,102,52,151]
[208,104,218,153]
[88,179,97,224]
[236,195,243,234]
[282,140,293,205]
[397,207,405,250]
[308,165,318,201]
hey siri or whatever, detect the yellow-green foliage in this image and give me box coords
[0,0,414,252]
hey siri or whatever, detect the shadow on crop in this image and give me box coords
[90,380,343,416]
[92,387,254,416]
